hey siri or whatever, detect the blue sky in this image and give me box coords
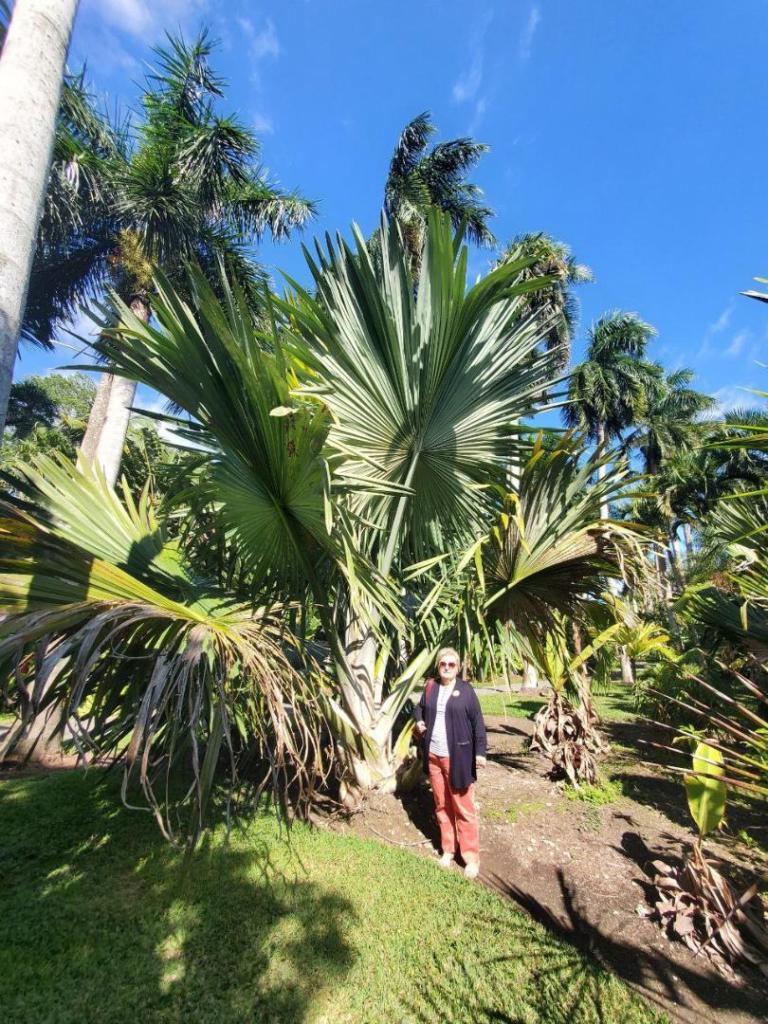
[17,0,768,418]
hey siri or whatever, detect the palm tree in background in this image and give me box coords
[24,32,315,486]
[377,111,495,277]
[0,0,80,436]
[565,311,659,459]
[625,368,715,477]
[495,232,593,369]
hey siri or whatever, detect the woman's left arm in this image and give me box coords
[468,687,487,765]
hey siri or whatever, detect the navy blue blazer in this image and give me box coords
[414,677,487,791]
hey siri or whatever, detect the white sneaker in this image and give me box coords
[464,862,480,879]
[438,852,453,868]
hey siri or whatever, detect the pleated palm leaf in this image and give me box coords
[678,494,768,654]
[77,210,561,793]
[0,454,322,844]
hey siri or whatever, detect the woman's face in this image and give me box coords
[437,654,460,684]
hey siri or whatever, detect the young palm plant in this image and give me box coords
[26,211,560,798]
[423,435,650,784]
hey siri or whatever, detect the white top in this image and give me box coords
[429,681,455,757]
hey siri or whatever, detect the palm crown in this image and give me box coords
[24,31,316,347]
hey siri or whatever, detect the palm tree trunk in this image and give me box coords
[80,294,149,486]
[521,659,540,690]
[596,421,610,520]
[0,0,80,435]
[683,522,694,561]
[619,646,635,686]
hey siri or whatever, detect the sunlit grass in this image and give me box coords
[478,683,637,723]
[0,771,666,1024]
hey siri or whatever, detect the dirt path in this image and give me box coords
[334,715,768,1024]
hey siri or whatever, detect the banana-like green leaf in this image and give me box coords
[684,741,726,837]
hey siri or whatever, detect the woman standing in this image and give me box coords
[414,647,487,878]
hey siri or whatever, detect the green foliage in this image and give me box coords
[563,777,624,805]
[470,436,649,641]
[25,32,315,347]
[564,311,658,442]
[684,741,727,837]
[0,455,322,843]
[0,772,663,1024]
[377,111,494,275]
[495,232,592,366]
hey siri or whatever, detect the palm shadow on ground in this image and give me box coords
[0,771,354,1024]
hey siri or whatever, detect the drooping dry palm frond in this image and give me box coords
[0,454,325,844]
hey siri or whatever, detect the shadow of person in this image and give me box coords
[0,770,355,1023]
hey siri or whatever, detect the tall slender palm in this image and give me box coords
[565,311,658,520]
[565,312,658,447]
[25,32,315,486]
[0,0,80,435]
[377,111,495,278]
[625,368,715,477]
[495,233,592,369]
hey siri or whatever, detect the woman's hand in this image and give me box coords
[476,756,487,767]
[415,721,427,735]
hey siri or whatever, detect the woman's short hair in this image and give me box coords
[436,646,461,671]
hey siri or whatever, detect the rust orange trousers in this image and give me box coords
[427,753,480,865]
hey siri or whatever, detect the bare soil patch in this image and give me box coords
[333,714,768,1024]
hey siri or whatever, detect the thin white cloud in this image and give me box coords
[709,384,754,416]
[726,329,751,357]
[238,17,281,61]
[519,5,541,63]
[709,302,734,334]
[252,112,274,135]
[452,10,493,104]
[91,0,210,41]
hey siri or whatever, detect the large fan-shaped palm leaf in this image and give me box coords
[73,210,561,792]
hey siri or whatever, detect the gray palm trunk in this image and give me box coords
[80,295,149,486]
[0,0,80,435]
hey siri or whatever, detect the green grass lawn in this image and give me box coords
[0,771,664,1024]
[478,683,637,723]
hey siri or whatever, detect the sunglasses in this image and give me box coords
[439,660,458,668]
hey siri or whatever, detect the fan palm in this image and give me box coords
[35,210,560,794]
[24,32,315,486]
[377,111,495,278]
[454,435,649,782]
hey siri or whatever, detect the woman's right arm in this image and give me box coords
[414,681,429,732]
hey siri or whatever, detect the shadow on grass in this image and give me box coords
[404,879,664,1024]
[487,862,768,1024]
[0,772,354,1024]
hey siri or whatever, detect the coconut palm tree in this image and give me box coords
[25,32,315,487]
[495,233,592,369]
[0,0,80,435]
[0,211,561,801]
[377,111,495,278]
